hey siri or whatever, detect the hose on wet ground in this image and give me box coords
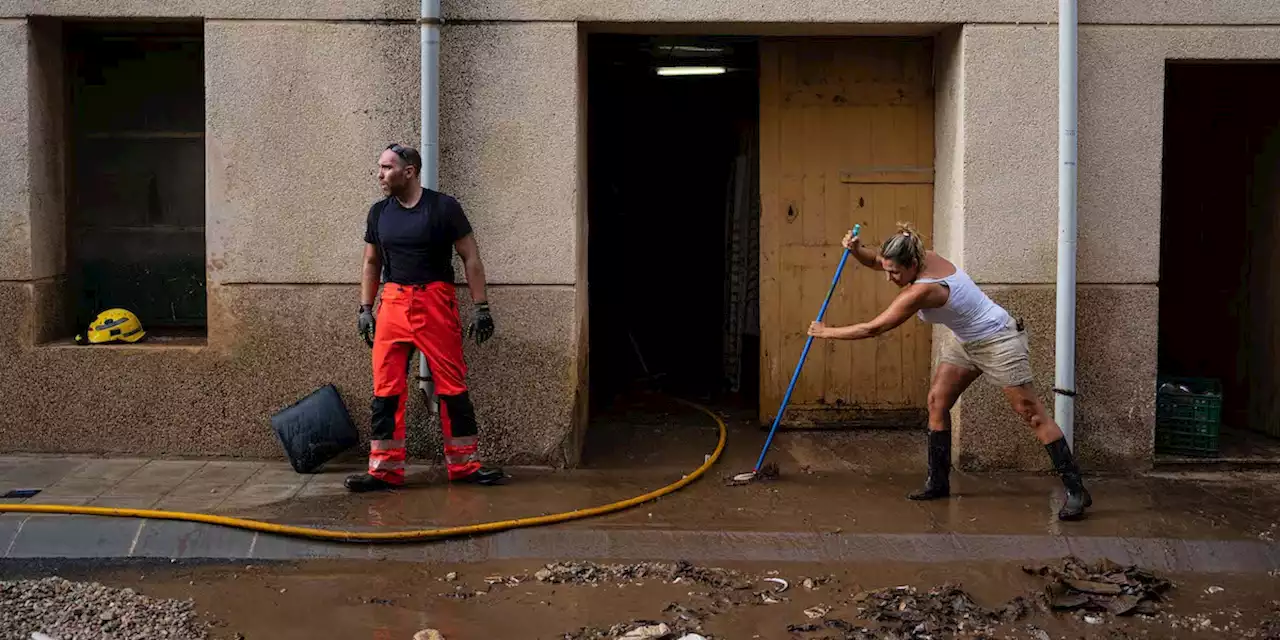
[0,398,727,543]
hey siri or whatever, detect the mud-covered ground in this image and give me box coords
[1,557,1278,639]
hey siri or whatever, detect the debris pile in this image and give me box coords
[534,561,749,590]
[562,620,699,640]
[1022,557,1172,618]
[554,557,1189,640]
[788,583,1030,640]
[1259,600,1280,640]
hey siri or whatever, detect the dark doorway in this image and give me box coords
[586,35,761,412]
[1158,62,1280,459]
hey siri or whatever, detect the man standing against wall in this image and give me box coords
[349,143,504,493]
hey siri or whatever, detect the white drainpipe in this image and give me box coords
[417,0,442,413]
[421,0,441,191]
[1055,0,1079,449]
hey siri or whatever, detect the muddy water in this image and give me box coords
[11,558,1277,639]
[207,392,1280,543]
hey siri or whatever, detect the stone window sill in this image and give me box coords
[39,331,208,351]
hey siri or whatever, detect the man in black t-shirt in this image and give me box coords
[348,142,504,492]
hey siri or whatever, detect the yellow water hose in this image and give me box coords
[0,398,726,543]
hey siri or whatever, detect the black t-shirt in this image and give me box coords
[364,188,473,285]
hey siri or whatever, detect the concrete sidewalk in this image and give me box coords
[1,450,1277,570]
[2,395,1278,565]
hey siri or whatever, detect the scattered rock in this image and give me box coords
[413,630,444,640]
[803,605,829,619]
[563,620,675,640]
[1,577,207,640]
[620,623,670,639]
[444,572,458,582]
[662,602,705,628]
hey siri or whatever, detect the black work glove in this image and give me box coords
[468,301,495,345]
[358,304,375,348]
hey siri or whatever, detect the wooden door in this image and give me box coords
[759,37,935,428]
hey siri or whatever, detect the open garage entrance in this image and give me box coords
[583,34,762,467]
[585,35,762,409]
[582,34,936,467]
[1158,62,1280,461]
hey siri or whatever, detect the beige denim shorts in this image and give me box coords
[940,317,1034,388]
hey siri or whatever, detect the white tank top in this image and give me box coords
[914,268,1011,343]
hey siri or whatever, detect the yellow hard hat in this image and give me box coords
[75,308,146,345]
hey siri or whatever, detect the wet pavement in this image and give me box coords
[0,393,1278,563]
[3,394,1280,638]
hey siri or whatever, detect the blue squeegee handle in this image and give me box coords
[753,224,861,473]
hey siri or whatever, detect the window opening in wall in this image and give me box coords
[1158,61,1280,461]
[64,21,206,343]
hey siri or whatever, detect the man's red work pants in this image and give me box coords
[370,282,482,485]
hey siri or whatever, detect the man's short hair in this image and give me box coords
[385,143,423,174]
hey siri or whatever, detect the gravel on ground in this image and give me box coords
[0,576,207,640]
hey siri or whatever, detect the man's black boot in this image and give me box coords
[455,466,507,486]
[1045,438,1092,521]
[908,430,951,501]
[344,473,399,493]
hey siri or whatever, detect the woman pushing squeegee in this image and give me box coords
[803,224,1091,521]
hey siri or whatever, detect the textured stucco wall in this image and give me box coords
[932,26,964,266]
[207,20,579,287]
[1078,3,1280,25]
[6,0,1280,24]
[0,17,585,467]
[952,285,1158,471]
[441,0,1047,23]
[959,25,1061,284]
[1,282,577,465]
[949,24,1280,470]
[955,24,1280,286]
[6,1,1280,472]
[0,1,415,20]
[1076,26,1280,284]
[204,21,419,285]
[439,22,580,285]
[0,20,30,281]
[441,0,1280,25]
[25,17,62,281]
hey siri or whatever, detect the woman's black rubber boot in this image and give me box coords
[1045,437,1092,520]
[908,430,951,501]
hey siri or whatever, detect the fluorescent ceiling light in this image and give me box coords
[665,45,726,54]
[655,66,727,76]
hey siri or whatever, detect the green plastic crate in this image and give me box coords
[1155,376,1221,457]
